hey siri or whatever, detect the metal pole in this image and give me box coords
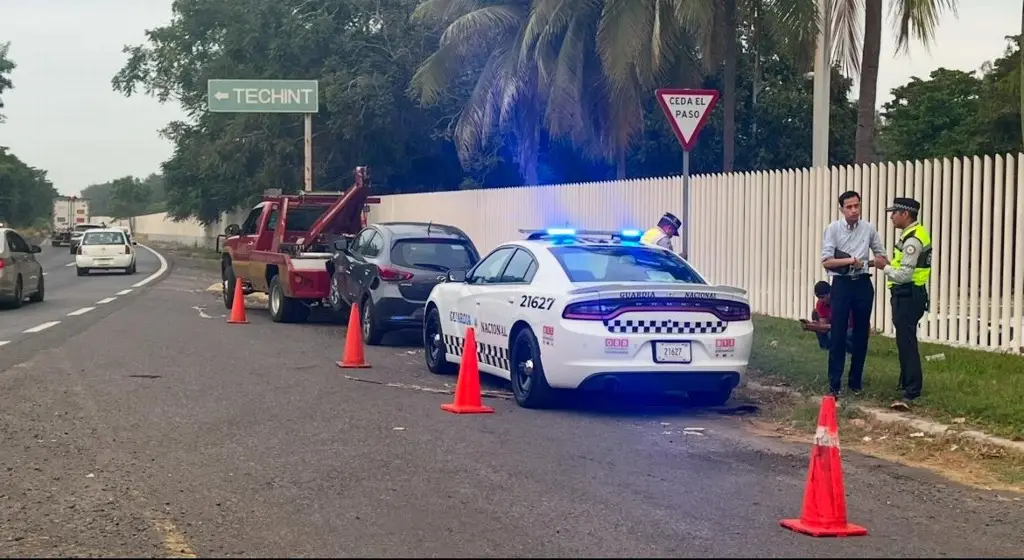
[811,0,831,168]
[682,149,691,260]
[303,113,313,192]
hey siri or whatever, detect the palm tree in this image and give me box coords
[845,0,959,162]
[409,0,544,184]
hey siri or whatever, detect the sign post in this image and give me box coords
[207,79,320,191]
[655,88,720,260]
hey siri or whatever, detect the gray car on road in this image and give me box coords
[0,227,45,308]
[329,222,479,345]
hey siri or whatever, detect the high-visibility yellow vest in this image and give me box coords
[888,223,932,289]
[640,227,668,248]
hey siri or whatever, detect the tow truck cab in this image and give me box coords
[218,167,378,322]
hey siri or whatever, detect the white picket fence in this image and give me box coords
[369,154,1024,353]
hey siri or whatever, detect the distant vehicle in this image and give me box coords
[68,223,106,254]
[0,227,44,308]
[75,228,136,276]
[217,167,379,323]
[51,196,91,247]
[329,222,480,345]
[423,228,754,409]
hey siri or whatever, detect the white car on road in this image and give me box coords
[422,228,754,408]
[75,229,137,276]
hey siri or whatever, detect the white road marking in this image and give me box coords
[65,262,75,267]
[116,289,132,295]
[23,321,60,333]
[0,341,9,347]
[133,244,168,288]
[96,297,116,304]
[43,272,47,276]
[68,307,95,316]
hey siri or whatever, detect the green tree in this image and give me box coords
[842,0,959,163]
[113,0,466,224]
[108,176,152,219]
[81,180,116,216]
[0,148,57,227]
[0,42,14,124]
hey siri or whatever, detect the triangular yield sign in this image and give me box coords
[655,88,720,152]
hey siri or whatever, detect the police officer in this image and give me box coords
[641,212,681,251]
[882,197,932,410]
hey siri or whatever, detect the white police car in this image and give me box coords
[422,228,754,408]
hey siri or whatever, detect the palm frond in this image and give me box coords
[596,0,656,94]
[889,0,958,55]
[831,0,863,76]
[440,5,526,48]
[411,0,483,24]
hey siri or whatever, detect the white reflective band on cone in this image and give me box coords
[813,426,840,448]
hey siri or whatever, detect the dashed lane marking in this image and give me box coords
[133,244,168,288]
[116,289,132,295]
[68,307,95,316]
[65,262,75,267]
[23,321,60,333]
[96,297,116,304]
[0,341,9,347]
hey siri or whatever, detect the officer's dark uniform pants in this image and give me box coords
[891,284,928,400]
[828,275,874,394]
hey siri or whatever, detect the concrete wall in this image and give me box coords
[131,210,247,249]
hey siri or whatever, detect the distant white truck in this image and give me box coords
[51,196,91,246]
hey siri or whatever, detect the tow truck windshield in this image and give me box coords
[267,205,329,232]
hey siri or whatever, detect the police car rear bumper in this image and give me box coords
[576,371,741,394]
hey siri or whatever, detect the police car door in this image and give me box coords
[460,247,516,368]
[474,248,538,380]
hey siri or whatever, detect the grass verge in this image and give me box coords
[741,386,1024,492]
[749,315,1024,440]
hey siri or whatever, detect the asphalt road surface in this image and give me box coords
[0,241,167,372]
[0,258,1021,558]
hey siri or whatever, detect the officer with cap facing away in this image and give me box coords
[883,197,932,411]
[641,212,682,253]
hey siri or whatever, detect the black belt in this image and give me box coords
[833,274,870,281]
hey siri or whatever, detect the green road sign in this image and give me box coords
[207,79,319,113]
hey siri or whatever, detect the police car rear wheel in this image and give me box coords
[424,307,457,375]
[510,328,554,409]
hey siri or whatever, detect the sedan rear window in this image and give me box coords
[390,239,477,272]
[82,232,126,245]
[550,245,705,284]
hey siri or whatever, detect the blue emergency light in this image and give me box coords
[546,228,576,236]
[620,229,641,239]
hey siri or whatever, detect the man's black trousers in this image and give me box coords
[891,284,928,400]
[828,275,874,394]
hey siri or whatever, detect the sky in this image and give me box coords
[0,0,1019,196]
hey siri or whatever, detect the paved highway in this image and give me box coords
[0,241,167,372]
[0,258,1021,557]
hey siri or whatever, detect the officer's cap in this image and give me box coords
[658,212,682,236]
[886,197,920,213]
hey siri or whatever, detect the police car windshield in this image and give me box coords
[550,245,705,284]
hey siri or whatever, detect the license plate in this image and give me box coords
[653,342,692,363]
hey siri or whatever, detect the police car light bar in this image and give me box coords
[519,228,643,241]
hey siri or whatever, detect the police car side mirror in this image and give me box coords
[447,269,467,283]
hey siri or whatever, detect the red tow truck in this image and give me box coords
[217,167,379,322]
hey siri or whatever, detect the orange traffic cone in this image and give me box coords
[441,327,494,414]
[780,395,868,538]
[226,278,248,324]
[336,303,371,368]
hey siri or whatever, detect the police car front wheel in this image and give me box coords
[424,307,457,375]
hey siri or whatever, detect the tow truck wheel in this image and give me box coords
[424,307,457,375]
[510,327,555,409]
[268,275,309,323]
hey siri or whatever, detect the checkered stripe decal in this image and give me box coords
[442,334,510,372]
[604,319,727,334]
